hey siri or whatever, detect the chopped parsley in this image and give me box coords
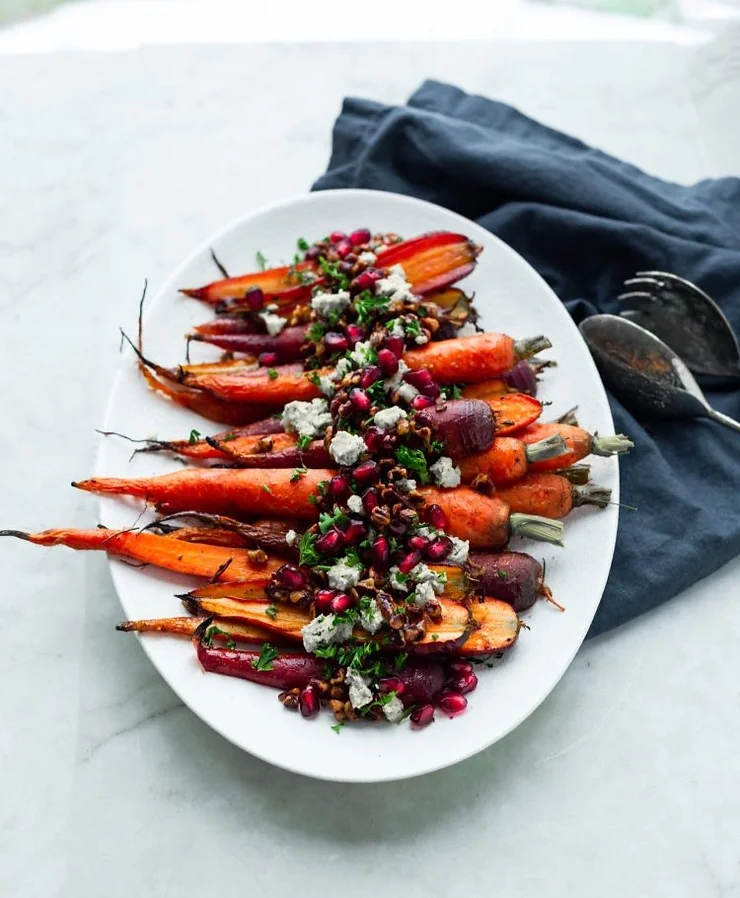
[497,570,509,579]
[297,237,310,252]
[331,721,344,735]
[261,484,272,494]
[395,445,430,484]
[256,250,268,271]
[290,466,308,483]
[354,290,391,325]
[394,651,409,670]
[298,530,321,566]
[298,434,313,450]
[404,318,421,337]
[265,605,279,620]
[430,439,445,455]
[306,321,326,342]
[202,624,236,650]
[188,429,201,444]
[319,509,349,534]
[443,384,464,400]
[318,256,349,290]
[267,368,279,380]
[251,643,279,671]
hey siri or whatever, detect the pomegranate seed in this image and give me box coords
[330,592,356,614]
[329,231,347,243]
[364,426,385,453]
[316,528,343,555]
[299,684,320,718]
[339,260,354,275]
[410,704,435,728]
[372,535,390,567]
[335,239,353,258]
[258,351,280,367]
[447,660,474,678]
[425,504,448,530]
[324,332,349,354]
[329,474,351,503]
[385,335,405,359]
[339,401,353,418]
[388,518,409,538]
[305,245,320,261]
[345,323,365,347]
[342,518,366,545]
[349,388,371,413]
[360,365,382,389]
[425,536,453,561]
[450,671,478,695]
[408,534,430,551]
[403,368,434,389]
[398,550,422,575]
[353,460,379,486]
[350,228,371,246]
[362,487,380,513]
[411,395,434,410]
[245,286,264,311]
[437,691,468,717]
[377,348,399,376]
[419,381,441,399]
[378,676,405,696]
[276,564,307,589]
[314,588,337,614]
[352,269,383,292]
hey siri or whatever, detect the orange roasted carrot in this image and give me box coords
[405,333,550,384]
[461,378,510,400]
[458,433,567,486]
[180,366,324,405]
[487,393,542,435]
[181,261,318,304]
[519,422,634,472]
[116,616,286,644]
[494,472,611,519]
[0,528,281,581]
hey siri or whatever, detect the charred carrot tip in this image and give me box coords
[0,529,30,540]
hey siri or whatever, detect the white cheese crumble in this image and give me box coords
[259,310,287,336]
[396,382,419,404]
[318,374,335,397]
[376,264,415,303]
[285,529,297,547]
[383,694,405,724]
[359,598,384,634]
[373,406,407,431]
[410,562,447,594]
[349,340,375,367]
[346,667,374,709]
[414,334,429,346]
[412,580,437,606]
[281,398,331,438]
[387,318,406,339]
[388,566,409,593]
[358,251,377,265]
[311,289,351,319]
[347,494,364,516]
[331,358,353,382]
[329,431,366,466]
[301,614,354,653]
[448,536,470,564]
[396,478,416,493]
[326,558,362,591]
[430,455,462,488]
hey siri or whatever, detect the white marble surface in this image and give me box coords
[1,39,740,898]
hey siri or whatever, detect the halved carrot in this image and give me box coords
[377,232,481,294]
[117,616,285,645]
[461,378,510,400]
[189,325,308,362]
[520,422,634,472]
[405,333,550,384]
[0,528,281,581]
[138,420,286,460]
[494,472,611,519]
[458,433,566,486]
[181,261,318,304]
[181,366,324,406]
[488,393,543,436]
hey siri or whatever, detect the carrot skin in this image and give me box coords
[458,437,528,486]
[406,333,517,383]
[520,422,593,471]
[419,486,512,548]
[195,641,327,689]
[185,368,324,405]
[494,472,573,519]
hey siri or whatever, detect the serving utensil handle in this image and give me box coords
[707,407,740,434]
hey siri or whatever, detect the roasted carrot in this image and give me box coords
[180,366,324,406]
[195,637,328,690]
[181,261,318,304]
[461,378,510,400]
[189,325,308,362]
[117,616,286,644]
[458,433,567,486]
[487,393,543,435]
[494,472,611,519]
[135,419,286,460]
[519,422,634,472]
[0,528,281,581]
[405,333,550,384]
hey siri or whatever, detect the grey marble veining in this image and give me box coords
[1,40,739,898]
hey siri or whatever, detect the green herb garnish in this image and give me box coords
[331,721,344,734]
[256,250,268,271]
[354,290,391,325]
[298,434,312,450]
[267,368,279,380]
[265,605,279,620]
[251,643,279,671]
[291,467,308,483]
[261,484,272,494]
[306,321,326,342]
[188,429,201,444]
[298,530,321,566]
[395,445,430,484]
[297,237,310,252]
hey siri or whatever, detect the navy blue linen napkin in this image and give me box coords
[313,80,740,636]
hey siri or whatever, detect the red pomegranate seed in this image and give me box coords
[339,260,354,275]
[360,365,382,389]
[353,460,379,486]
[408,534,430,552]
[385,335,405,359]
[316,529,343,555]
[377,676,405,696]
[349,388,371,413]
[245,286,264,311]
[258,351,280,367]
[314,588,337,615]
[362,487,380,513]
[350,228,371,246]
[330,592,356,614]
[398,550,422,575]
[425,536,453,561]
[419,381,441,399]
[342,518,366,545]
[339,401,353,418]
[335,239,353,258]
[411,395,434,410]
[299,684,320,718]
[377,348,399,376]
[425,504,448,530]
[410,704,435,728]
[364,426,385,453]
[329,231,347,243]
[329,474,351,503]
[345,323,365,347]
[403,368,434,389]
[372,535,390,568]
[276,564,307,589]
[437,691,468,716]
[352,269,383,292]
[447,660,474,678]
[450,671,478,695]
[324,332,349,354]
[305,245,320,261]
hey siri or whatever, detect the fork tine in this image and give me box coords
[622,276,664,290]
[616,291,657,304]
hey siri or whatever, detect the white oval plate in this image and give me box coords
[99,188,618,782]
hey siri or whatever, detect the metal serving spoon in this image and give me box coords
[617,271,740,380]
[579,314,740,434]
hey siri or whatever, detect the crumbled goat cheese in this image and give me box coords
[326,558,362,591]
[259,311,287,336]
[384,358,409,392]
[388,318,406,339]
[347,494,364,515]
[411,562,447,594]
[311,289,351,319]
[412,580,437,606]
[329,431,366,465]
[331,358,353,382]
[396,382,419,404]
[388,566,409,593]
[376,264,415,303]
[430,455,462,488]
[301,614,354,653]
[318,375,335,397]
[373,406,407,431]
[281,398,331,438]
[448,536,470,564]
[358,251,377,265]
[383,694,405,724]
[359,598,384,634]
[285,529,297,547]
[349,340,375,367]
[346,667,374,709]
[414,334,429,345]
[396,478,416,493]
